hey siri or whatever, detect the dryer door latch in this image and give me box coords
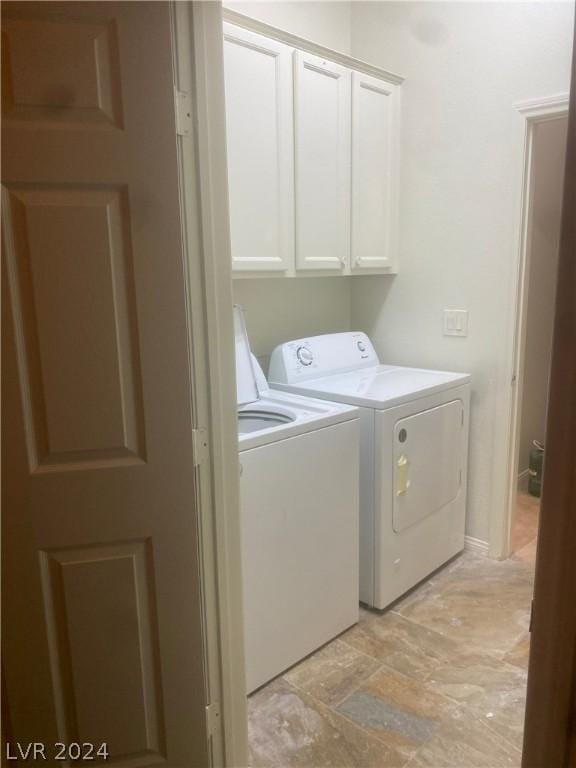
[396,454,410,496]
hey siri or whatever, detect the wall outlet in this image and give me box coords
[443,309,469,337]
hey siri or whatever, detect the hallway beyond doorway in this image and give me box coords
[511,492,540,561]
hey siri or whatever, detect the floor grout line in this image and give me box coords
[282,647,386,710]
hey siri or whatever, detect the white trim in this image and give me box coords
[172,6,231,763]
[192,5,250,764]
[222,8,405,86]
[492,95,569,561]
[515,93,570,120]
[465,536,490,557]
[175,3,248,766]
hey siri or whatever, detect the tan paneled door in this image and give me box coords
[2,2,211,765]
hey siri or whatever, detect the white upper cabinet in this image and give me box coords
[223,24,294,272]
[351,72,400,272]
[222,18,403,277]
[293,51,351,271]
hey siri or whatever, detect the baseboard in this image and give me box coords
[518,468,530,493]
[464,535,490,556]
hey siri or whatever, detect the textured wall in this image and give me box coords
[223,1,352,52]
[234,278,351,371]
[349,2,573,542]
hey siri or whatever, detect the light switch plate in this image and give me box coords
[443,309,469,337]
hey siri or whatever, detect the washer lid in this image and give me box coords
[234,305,259,406]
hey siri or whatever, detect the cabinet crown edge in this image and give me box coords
[222,9,405,87]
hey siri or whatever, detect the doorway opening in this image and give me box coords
[507,103,569,565]
[209,3,574,765]
[218,7,571,764]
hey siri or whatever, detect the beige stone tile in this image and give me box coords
[386,553,473,614]
[515,492,540,515]
[283,638,382,707]
[405,707,522,768]
[335,665,457,760]
[395,556,534,657]
[425,656,528,749]
[511,538,537,565]
[342,611,459,682]
[247,545,532,766]
[511,494,539,554]
[345,608,529,750]
[358,605,374,624]
[503,635,531,670]
[248,677,407,768]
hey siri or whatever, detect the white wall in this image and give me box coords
[223,1,352,52]
[349,2,573,542]
[224,1,354,367]
[518,117,568,476]
[234,278,351,370]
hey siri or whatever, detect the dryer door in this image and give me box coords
[392,400,464,533]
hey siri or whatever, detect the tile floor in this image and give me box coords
[247,494,540,768]
[510,492,540,562]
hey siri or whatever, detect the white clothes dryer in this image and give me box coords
[269,331,471,610]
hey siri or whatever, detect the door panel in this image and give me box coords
[2,14,123,127]
[294,50,350,271]
[2,3,209,765]
[351,71,399,271]
[3,185,145,470]
[392,400,464,533]
[223,24,294,272]
[40,542,164,758]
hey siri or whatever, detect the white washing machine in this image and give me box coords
[235,309,359,692]
[268,331,471,611]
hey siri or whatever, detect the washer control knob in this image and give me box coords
[357,340,367,352]
[296,346,313,366]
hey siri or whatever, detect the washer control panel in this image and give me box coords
[269,332,380,384]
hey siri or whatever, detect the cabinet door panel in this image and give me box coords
[294,51,350,271]
[351,71,400,271]
[223,24,294,272]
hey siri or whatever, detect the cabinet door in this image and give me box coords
[294,51,351,271]
[223,24,294,272]
[351,71,400,271]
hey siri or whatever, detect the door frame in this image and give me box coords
[522,35,576,763]
[173,4,248,766]
[491,93,569,560]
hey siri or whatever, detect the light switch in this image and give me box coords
[443,309,469,337]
